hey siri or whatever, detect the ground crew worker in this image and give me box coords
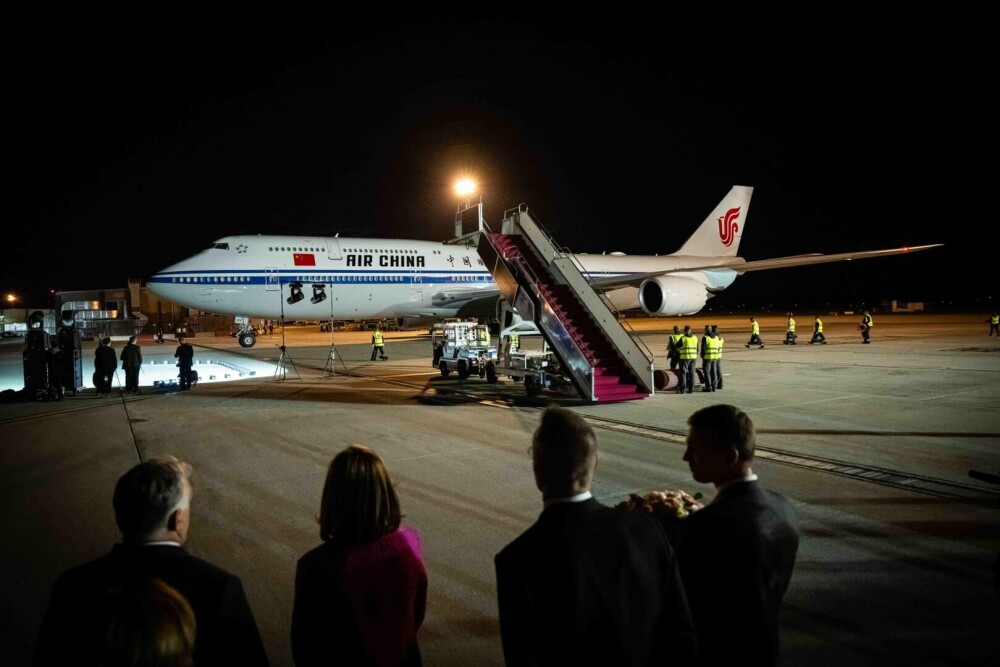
[810,316,827,344]
[989,312,999,336]
[861,311,873,344]
[509,332,520,352]
[676,325,699,394]
[712,325,724,389]
[370,326,388,360]
[784,313,797,345]
[746,317,764,349]
[667,325,682,370]
[477,326,491,348]
[700,325,720,392]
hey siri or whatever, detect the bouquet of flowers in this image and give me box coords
[615,489,704,519]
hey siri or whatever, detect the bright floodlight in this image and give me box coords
[455,179,476,197]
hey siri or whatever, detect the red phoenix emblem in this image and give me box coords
[717,207,741,247]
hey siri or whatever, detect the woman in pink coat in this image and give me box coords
[292,445,427,667]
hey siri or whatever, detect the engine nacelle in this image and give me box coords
[638,276,709,315]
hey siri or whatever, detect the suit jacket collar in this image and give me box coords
[111,543,189,560]
[713,478,764,503]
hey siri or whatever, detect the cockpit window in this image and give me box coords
[213,243,230,250]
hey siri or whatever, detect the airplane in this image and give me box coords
[147,186,942,348]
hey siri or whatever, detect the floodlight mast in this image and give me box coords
[454,179,483,238]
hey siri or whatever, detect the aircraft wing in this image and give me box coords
[423,285,502,314]
[584,244,944,290]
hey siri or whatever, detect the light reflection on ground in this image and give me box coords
[0,342,281,394]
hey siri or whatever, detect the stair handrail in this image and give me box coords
[504,207,654,394]
[479,225,596,400]
[500,205,657,367]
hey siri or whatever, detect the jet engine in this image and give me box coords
[638,276,709,316]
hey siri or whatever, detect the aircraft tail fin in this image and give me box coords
[675,185,753,257]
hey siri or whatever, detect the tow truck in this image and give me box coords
[431,321,498,379]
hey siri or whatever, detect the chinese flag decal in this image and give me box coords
[293,253,316,266]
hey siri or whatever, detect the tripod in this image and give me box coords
[273,345,301,382]
[322,341,338,379]
[322,328,350,380]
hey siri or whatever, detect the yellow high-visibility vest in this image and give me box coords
[703,335,721,360]
[717,336,724,357]
[373,331,384,346]
[815,319,823,332]
[679,334,699,360]
[787,318,796,332]
[751,321,760,335]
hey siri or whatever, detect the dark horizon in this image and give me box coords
[6,19,992,311]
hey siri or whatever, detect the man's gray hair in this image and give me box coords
[112,456,192,541]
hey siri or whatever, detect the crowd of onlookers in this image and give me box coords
[34,403,801,667]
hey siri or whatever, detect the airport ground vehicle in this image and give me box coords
[484,327,575,397]
[431,321,497,379]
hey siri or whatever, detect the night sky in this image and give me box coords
[7,18,992,312]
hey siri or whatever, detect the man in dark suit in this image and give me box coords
[34,456,269,667]
[93,336,117,396]
[174,336,194,390]
[678,404,800,667]
[495,406,697,666]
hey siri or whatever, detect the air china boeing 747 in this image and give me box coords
[147,186,941,348]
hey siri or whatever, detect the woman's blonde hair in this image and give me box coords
[100,578,196,667]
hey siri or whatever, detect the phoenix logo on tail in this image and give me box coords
[718,207,740,247]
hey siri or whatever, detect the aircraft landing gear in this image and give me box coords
[235,324,257,348]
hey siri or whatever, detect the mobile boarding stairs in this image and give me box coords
[458,203,655,403]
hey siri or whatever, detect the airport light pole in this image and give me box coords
[454,179,482,238]
[455,178,477,208]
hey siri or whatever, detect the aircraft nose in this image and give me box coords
[147,260,185,300]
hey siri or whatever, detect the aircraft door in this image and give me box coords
[265,267,280,291]
[327,239,342,260]
[410,270,423,303]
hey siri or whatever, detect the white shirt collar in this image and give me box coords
[544,490,593,508]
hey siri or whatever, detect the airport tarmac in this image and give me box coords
[2,313,998,666]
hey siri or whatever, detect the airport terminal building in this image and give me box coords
[1,279,233,340]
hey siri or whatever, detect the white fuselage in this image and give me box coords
[147,234,737,320]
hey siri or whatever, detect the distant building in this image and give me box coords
[891,301,925,313]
